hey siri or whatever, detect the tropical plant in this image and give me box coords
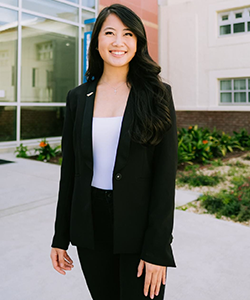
[35,139,61,162]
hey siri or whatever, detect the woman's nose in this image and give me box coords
[112,35,124,46]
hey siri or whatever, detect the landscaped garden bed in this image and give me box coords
[176,153,250,227]
[15,126,250,225]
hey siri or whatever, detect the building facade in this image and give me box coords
[159,0,250,134]
[0,0,159,152]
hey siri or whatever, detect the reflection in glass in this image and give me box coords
[66,0,79,3]
[220,93,232,103]
[21,106,65,140]
[220,25,231,35]
[222,15,228,21]
[0,7,18,102]
[233,23,245,33]
[82,0,95,9]
[234,92,246,103]
[82,9,95,24]
[234,79,246,90]
[220,80,231,91]
[21,13,78,103]
[0,106,16,141]
[0,0,17,6]
[22,0,79,22]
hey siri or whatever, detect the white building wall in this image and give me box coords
[159,0,250,111]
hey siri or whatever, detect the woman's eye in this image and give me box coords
[125,32,133,37]
[105,31,113,35]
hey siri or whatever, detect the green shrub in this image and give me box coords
[178,125,213,164]
[14,143,29,158]
[200,176,250,222]
[177,170,223,187]
[233,129,250,149]
[177,126,247,165]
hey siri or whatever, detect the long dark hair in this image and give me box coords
[86,4,172,146]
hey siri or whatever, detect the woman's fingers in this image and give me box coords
[137,259,144,277]
[144,268,152,297]
[64,252,74,265]
[50,248,74,275]
[149,272,158,299]
[51,249,66,275]
[143,261,166,299]
[154,271,163,296]
[162,267,167,285]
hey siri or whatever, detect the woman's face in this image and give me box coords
[97,14,137,71]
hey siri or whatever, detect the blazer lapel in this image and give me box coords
[81,80,98,170]
[113,87,133,174]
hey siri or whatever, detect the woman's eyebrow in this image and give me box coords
[103,26,115,31]
[103,27,131,31]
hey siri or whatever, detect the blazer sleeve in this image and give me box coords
[51,90,75,250]
[140,85,177,267]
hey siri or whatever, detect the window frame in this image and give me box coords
[219,78,250,105]
[218,7,250,37]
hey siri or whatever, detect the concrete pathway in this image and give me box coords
[0,152,249,300]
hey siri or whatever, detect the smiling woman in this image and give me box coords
[51,4,177,300]
[97,14,137,71]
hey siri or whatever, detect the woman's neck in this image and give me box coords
[100,65,128,85]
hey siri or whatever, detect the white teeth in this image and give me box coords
[112,51,125,55]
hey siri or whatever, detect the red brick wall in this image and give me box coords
[176,111,250,134]
[99,0,159,62]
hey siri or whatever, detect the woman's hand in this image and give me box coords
[137,259,166,299]
[50,248,74,275]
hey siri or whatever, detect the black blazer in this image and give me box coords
[52,79,177,267]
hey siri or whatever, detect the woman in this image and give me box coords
[50,4,177,300]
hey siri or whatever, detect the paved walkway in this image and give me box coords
[0,152,249,300]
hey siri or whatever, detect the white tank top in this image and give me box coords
[91,116,123,190]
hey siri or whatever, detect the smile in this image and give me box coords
[110,51,126,55]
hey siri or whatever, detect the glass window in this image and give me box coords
[0,7,18,103]
[65,0,79,3]
[248,79,250,90]
[234,92,246,103]
[82,9,95,25]
[233,23,245,33]
[220,80,231,90]
[21,13,78,103]
[234,79,246,90]
[220,25,231,35]
[220,93,232,103]
[248,22,250,31]
[0,0,17,6]
[22,0,79,23]
[222,15,228,21]
[0,106,16,141]
[82,0,95,9]
[21,106,65,140]
[235,13,242,18]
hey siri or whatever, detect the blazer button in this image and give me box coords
[115,173,122,180]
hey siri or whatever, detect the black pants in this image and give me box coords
[77,187,166,300]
